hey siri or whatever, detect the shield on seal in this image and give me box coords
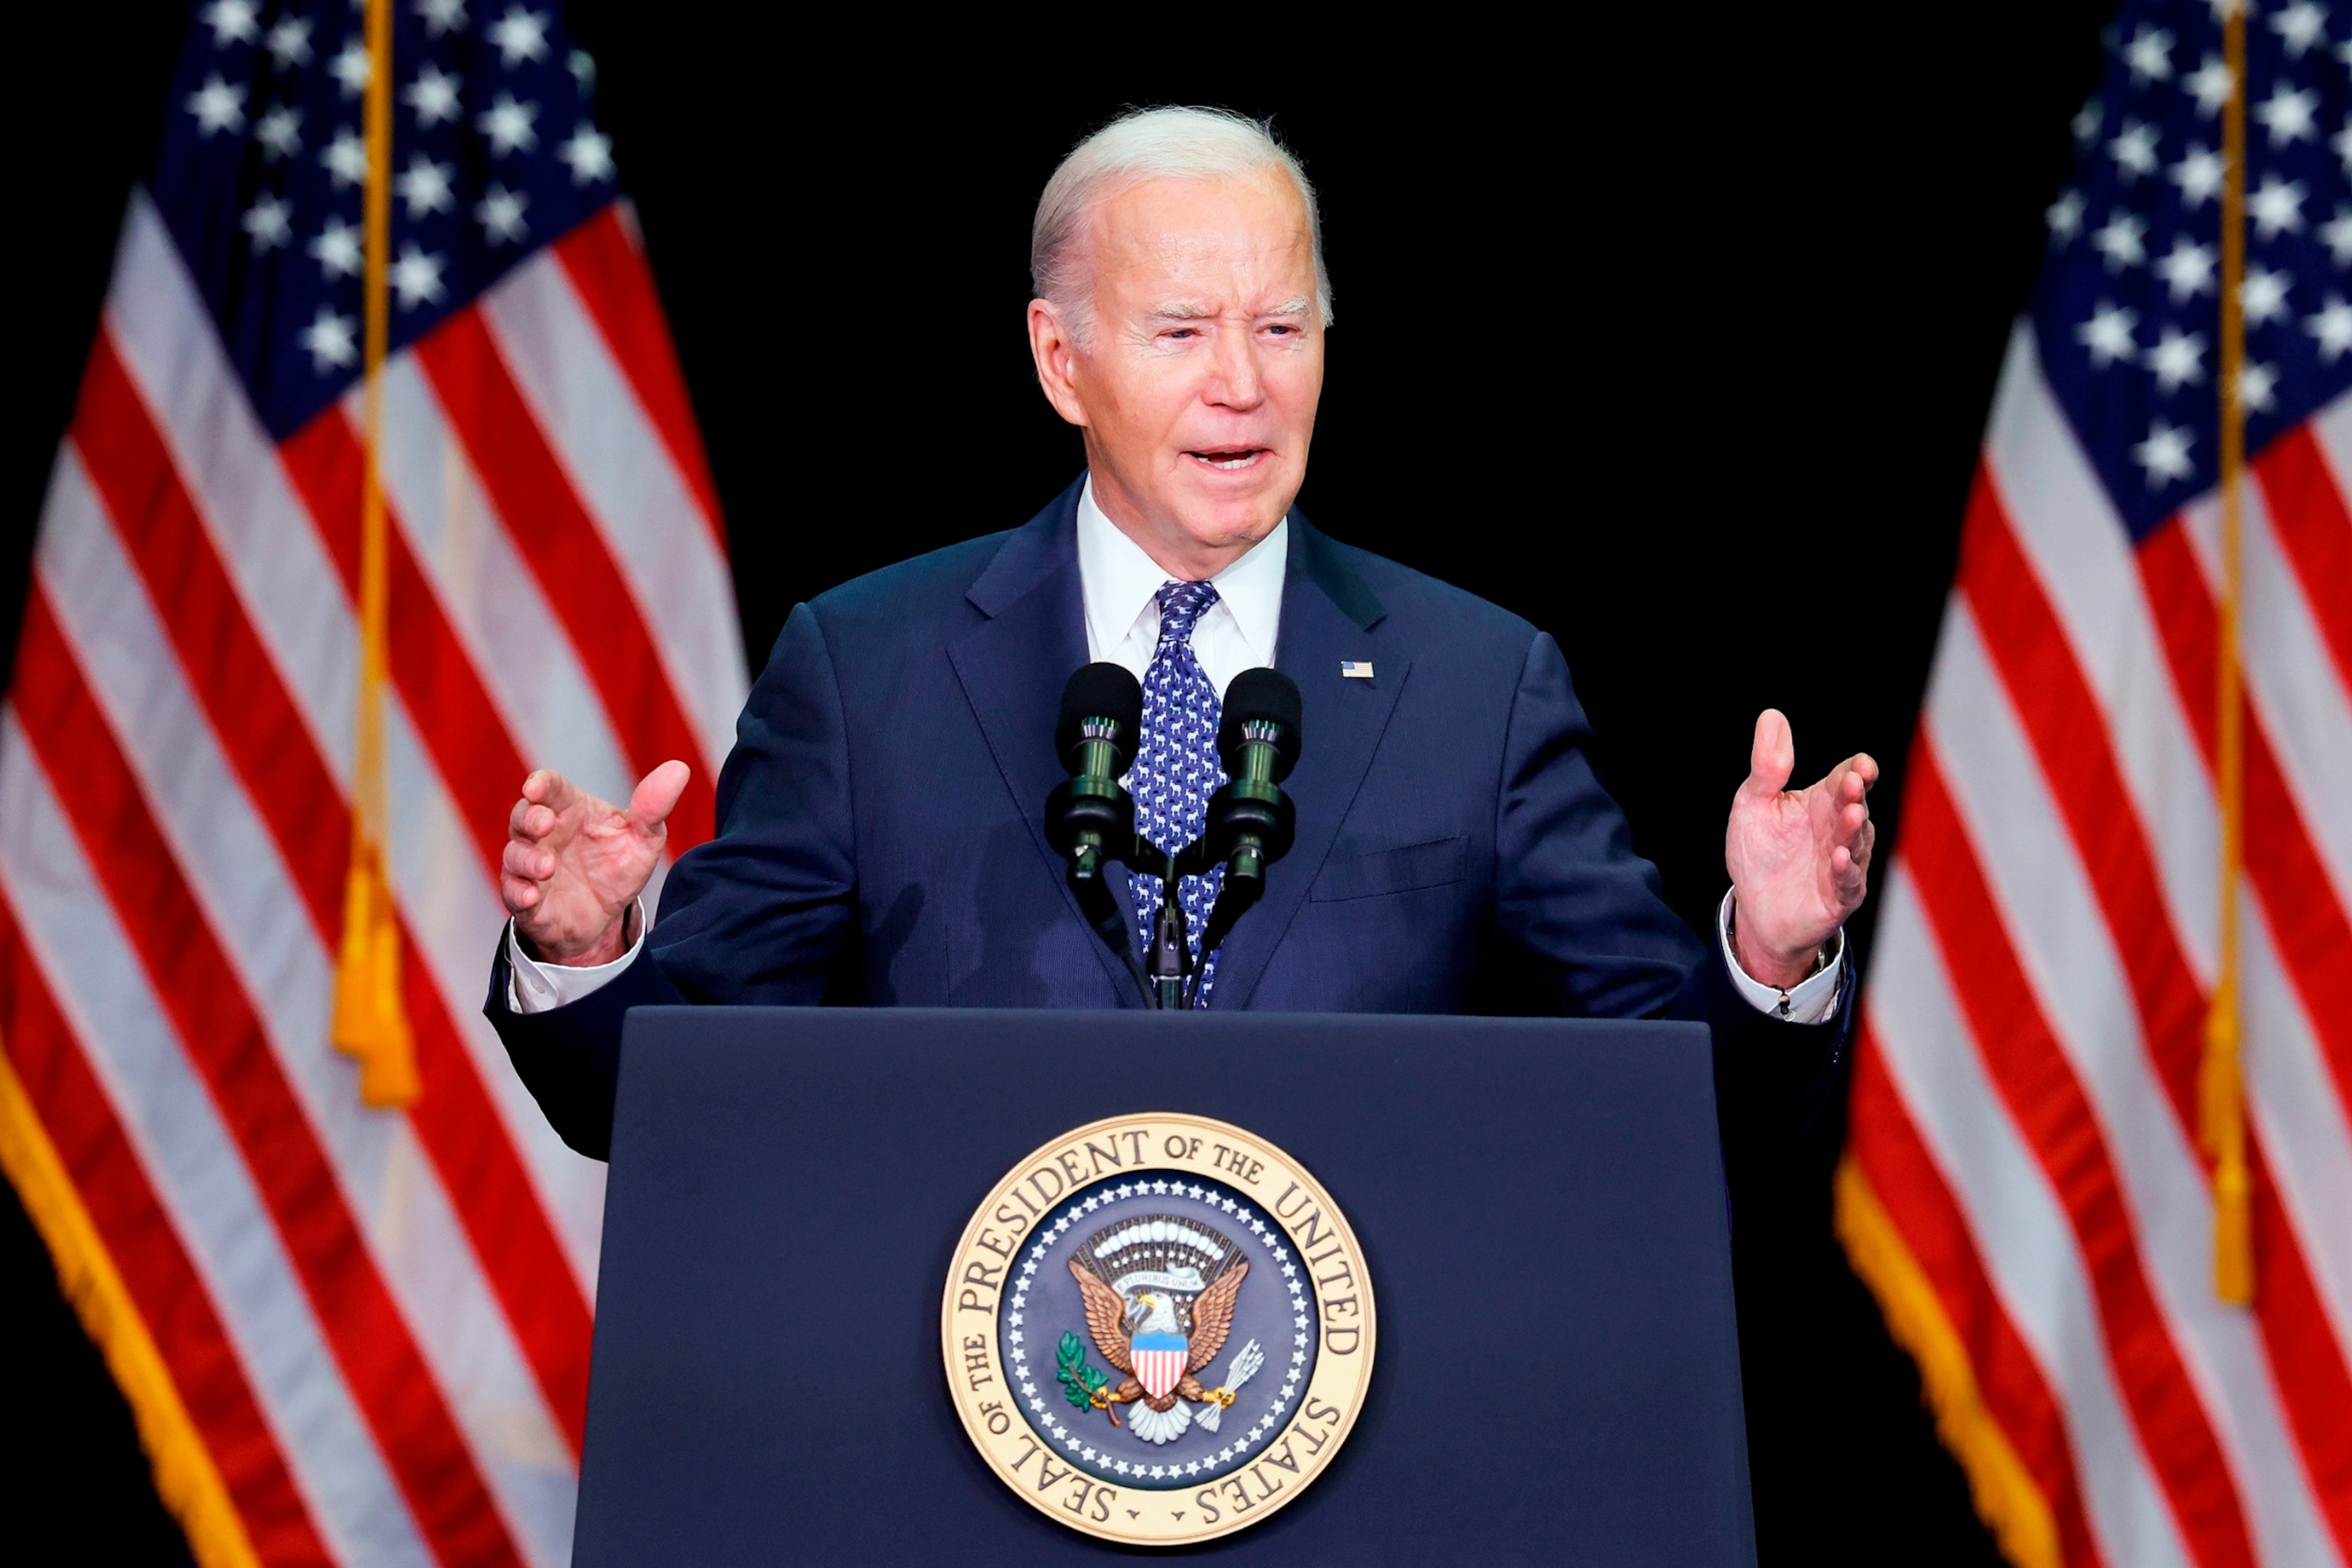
[1131,1331,1187,1401]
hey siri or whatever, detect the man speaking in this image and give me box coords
[487,107,1877,1165]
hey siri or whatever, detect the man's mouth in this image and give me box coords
[1185,446,1269,472]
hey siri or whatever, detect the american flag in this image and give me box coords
[1840,2,2352,1566]
[0,2,743,1565]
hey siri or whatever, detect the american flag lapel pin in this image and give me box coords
[1341,661,1374,679]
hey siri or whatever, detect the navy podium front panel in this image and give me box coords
[576,1009,1756,1566]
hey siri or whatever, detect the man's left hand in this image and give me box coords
[1724,709,1878,990]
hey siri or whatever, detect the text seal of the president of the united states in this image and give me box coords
[943,1112,1374,1544]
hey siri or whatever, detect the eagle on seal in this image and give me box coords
[1067,1214,1250,1445]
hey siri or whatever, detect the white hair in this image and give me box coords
[1031,106,1333,341]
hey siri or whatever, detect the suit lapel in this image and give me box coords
[1212,518,1407,1008]
[947,482,1148,1005]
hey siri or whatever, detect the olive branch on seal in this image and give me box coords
[1056,1331,1115,1423]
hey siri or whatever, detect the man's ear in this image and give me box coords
[1027,298,1091,430]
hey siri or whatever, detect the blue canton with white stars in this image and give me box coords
[1126,581,1230,1008]
[2039,0,2352,541]
[159,0,615,440]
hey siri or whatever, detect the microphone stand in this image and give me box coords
[1145,850,1191,1011]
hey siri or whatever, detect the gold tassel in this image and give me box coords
[332,841,417,1108]
[2204,0,2252,1308]
[330,0,419,1110]
[2200,975,2253,1305]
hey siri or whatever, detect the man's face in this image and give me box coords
[1030,171,1325,574]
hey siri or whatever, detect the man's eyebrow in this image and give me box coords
[1144,298,1312,322]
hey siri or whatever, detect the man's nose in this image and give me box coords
[1205,325,1266,410]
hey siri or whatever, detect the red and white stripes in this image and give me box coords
[1847,323,2352,1568]
[3,192,744,1565]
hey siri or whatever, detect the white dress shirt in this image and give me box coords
[1076,475,1286,694]
[1717,892,1844,1024]
[508,475,1843,1020]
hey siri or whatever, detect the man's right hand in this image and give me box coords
[501,762,691,966]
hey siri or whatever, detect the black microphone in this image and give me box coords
[1193,668,1302,973]
[1045,662,1143,891]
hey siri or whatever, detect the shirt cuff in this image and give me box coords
[1717,891,1844,1024]
[505,901,647,1015]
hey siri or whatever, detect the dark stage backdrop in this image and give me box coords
[4,7,2108,1562]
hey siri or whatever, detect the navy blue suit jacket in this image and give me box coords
[487,479,1850,1168]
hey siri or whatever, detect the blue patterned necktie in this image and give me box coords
[1127,580,1228,1006]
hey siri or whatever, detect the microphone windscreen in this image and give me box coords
[1056,662,1145,765]
[1218,667,1303,776]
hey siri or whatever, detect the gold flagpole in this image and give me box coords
[331,0,420,1109]
[2201,0,2252,1307]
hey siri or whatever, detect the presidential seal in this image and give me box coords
[942,1113,1374,1544]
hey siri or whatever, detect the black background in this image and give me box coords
[3,5,2109,1561]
